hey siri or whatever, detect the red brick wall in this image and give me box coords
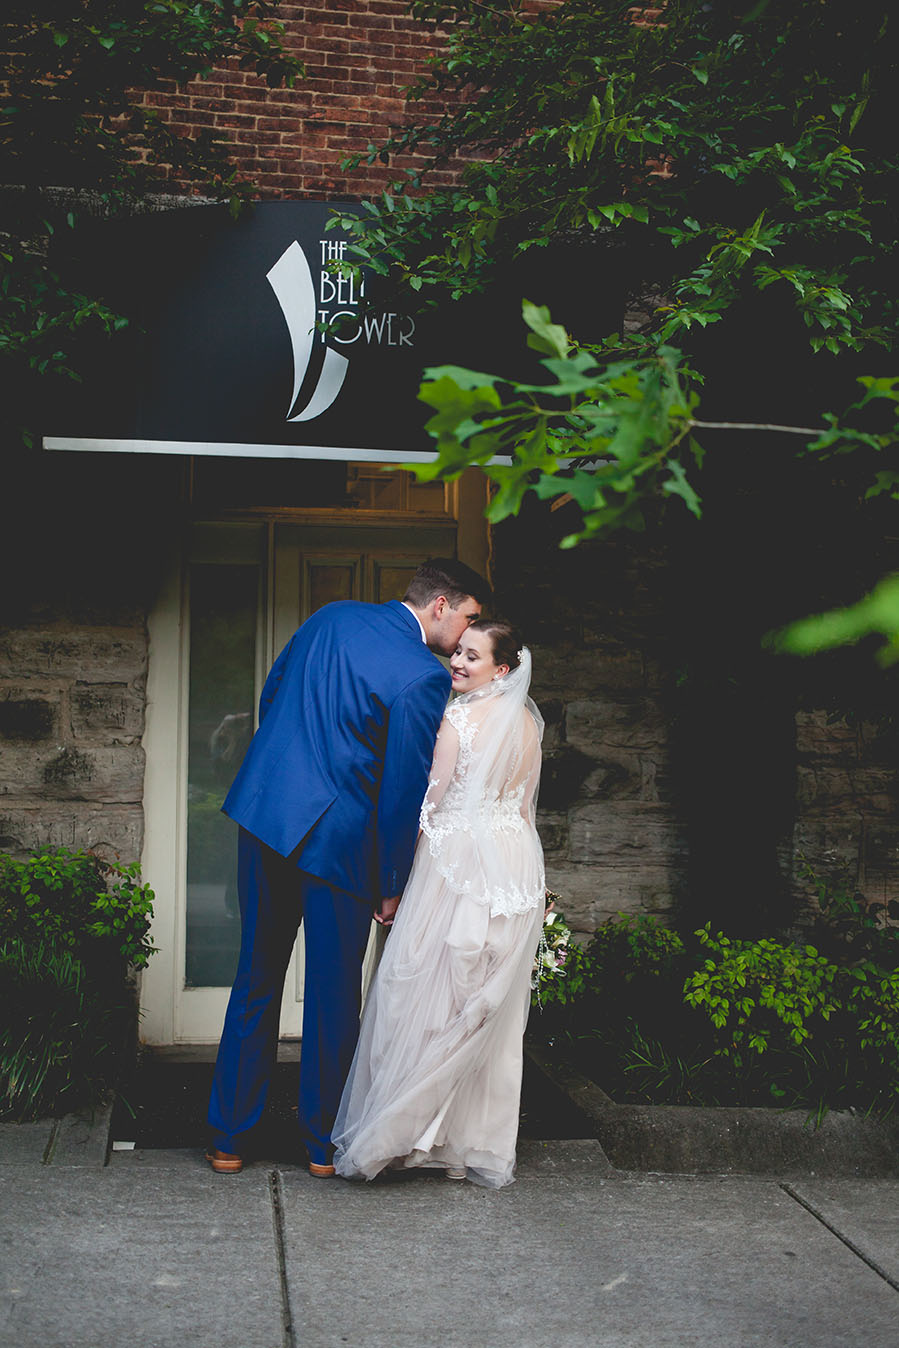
[139,1,461,200]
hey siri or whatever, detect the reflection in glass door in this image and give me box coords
[185,563,258,989]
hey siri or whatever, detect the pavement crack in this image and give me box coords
[269,1168,296,1348]
[781,1182,899,1293]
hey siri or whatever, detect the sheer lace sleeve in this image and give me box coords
[418,712,461,831]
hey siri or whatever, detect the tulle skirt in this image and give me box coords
[332,831,544,1188]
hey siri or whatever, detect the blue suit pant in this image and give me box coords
[207,828,374,1165]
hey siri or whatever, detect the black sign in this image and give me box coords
[47,201,624,458]
[134,201,432,451]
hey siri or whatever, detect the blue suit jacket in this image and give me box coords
[222,600,451,903]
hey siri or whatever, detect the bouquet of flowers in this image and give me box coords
[532,892,572,1005]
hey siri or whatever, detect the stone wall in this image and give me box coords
[493,499,899,938]
[491,500,687,935]
[0,450,178,867]
[793,710,899,911]
[0,628,147,862]
[533,643,685,933]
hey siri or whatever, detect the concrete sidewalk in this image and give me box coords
[1,1127,898,1348]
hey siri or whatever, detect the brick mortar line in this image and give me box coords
[781,1182,899,1293]
[269,1168,296,1348]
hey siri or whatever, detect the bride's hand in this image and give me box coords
[375,895,401,927]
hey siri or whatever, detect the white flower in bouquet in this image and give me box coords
[532,892,572,1000]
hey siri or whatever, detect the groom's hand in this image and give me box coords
[374,896,401,927]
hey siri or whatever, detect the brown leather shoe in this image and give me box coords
[308,1161,336,1177]
[206,1148,243,1174]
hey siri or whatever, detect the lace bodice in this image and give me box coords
[418,698,544,918]
[421,702,527,836]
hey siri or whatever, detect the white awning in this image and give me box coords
[41,437,485,464]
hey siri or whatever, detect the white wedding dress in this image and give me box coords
[332,651,545,1188]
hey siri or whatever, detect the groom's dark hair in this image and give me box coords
[403,558,491,610]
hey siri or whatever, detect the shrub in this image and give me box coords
[0,849,155,972]
[797,855,899,966]
[0,937,134,1121]
[683,926,840,1058]
[530,908,899,1116]
[533,913,695,1045]
[0,849,155,1120]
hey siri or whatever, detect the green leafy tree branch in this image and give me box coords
[420,299,899,657]
[333,0,897,658]
[337,0,894,351]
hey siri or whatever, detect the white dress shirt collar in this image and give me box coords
[401,602,428,644]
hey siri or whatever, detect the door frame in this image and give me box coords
[139,480,488,1045]
[139,523,277,1044]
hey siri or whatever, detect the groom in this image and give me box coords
[206,558,489,1175]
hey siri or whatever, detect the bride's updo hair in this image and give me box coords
[469,618,523,672]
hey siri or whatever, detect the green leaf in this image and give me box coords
[521,300,570,359]
[662,460,702,518]
[769,575,899,664]
[421,364,501,392]
[418,374,501,432]
[565,469,602,512]
[865,471,899,501]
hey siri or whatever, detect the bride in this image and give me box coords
[332,618,545,1188]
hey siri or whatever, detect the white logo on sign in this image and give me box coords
[268,238,416,424]
[267,241,348,423]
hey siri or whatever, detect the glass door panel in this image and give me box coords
[185,563,259,989]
